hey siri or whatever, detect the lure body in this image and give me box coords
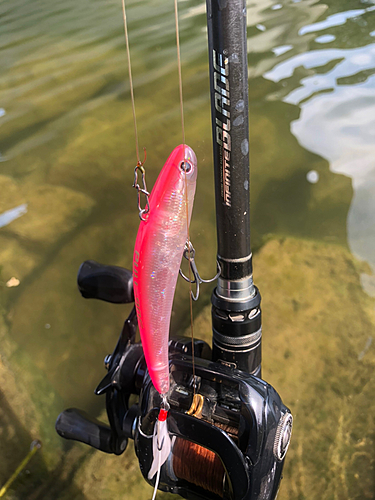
[133,144,197,395]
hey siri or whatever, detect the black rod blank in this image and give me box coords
[206,0,262,375]
[206,0,252,280]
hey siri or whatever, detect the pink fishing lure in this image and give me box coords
[133,144,197,396]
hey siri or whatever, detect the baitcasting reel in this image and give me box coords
[56,261,292,500]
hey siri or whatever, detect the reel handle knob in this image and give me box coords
[55,408,127,455]
[77,260,134,304]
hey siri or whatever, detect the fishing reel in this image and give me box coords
[56,261,292,500]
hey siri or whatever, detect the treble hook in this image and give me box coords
[179,241,220,301]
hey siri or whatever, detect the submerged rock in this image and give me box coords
[0,176,26,214]
[0,176,95,296]
[5,184,95,247]
[0,235,40,284]
[191,237,375,500]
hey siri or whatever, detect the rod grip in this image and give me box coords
[55,408,119,454]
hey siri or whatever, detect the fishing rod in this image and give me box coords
[55,1,292,499]
[207,0,261,377]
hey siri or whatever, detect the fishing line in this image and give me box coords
[121,0,141,165]
[151,437,161,500]
[173,0,196,397]
[122,0,149,218]
[174,0,186,146]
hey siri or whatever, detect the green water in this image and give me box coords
[0,0,374,499]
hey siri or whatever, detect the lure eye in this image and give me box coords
[179,161,192,173]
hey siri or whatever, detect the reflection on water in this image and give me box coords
[0,0,375,498]
[264,6,375,295]
[298,5,375,35]
[0,204,28,229]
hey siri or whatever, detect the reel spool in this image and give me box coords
[173,438,226,498]
[171,390,237,498]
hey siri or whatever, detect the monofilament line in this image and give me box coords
[121,0,141,164]
[174,0,195,395]
[174,0,186,146]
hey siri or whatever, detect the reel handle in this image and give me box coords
[77,260,134,304]
[55,408,126,455]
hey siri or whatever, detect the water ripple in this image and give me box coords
[299,7,375,36]
[265,37,375,296]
